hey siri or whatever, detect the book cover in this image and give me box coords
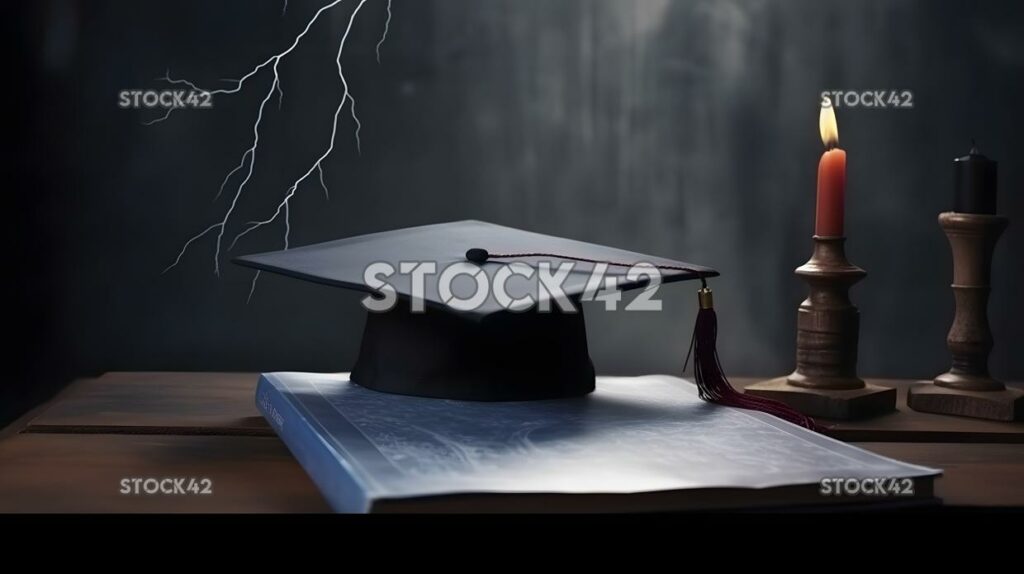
[256,372,940,512]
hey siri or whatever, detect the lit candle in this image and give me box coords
[815,97,846,237]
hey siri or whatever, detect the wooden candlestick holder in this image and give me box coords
[745,236,896,419]
[908,212,1022,421]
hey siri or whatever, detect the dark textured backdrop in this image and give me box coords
[10,0,1024,422]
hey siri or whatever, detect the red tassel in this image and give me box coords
[688,304,820,432]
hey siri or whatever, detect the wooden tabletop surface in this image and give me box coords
[1,372,1022,512]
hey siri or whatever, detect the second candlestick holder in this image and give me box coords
[746,236,896,419]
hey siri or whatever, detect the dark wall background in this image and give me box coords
[10,0,1024,423]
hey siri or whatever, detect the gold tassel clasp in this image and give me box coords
[698,287,714,310]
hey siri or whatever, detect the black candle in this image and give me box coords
[953,143,997,214]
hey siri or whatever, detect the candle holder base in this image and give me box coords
[746,377,896,420]
[907,383,1023,422]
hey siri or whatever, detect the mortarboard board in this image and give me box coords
[236,220,817,430]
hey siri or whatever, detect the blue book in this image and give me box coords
[256,372,940,512]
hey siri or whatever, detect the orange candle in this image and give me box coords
[815,97,846,237]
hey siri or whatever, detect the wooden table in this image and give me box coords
[1,373,1021,512]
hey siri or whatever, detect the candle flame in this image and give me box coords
[820,96,839,148]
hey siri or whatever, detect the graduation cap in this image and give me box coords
[236,220,817,430]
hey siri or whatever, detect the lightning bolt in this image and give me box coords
[376,0,392,64]
[157,0,393,299]
[229,0,367,256]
